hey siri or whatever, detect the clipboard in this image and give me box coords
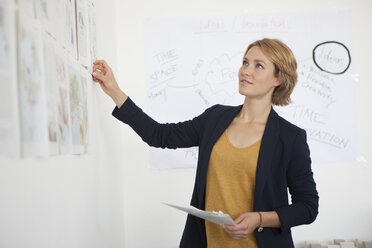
[163,202,236,226]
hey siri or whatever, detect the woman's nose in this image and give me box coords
[242,65,253,75]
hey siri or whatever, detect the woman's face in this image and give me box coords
[238,46,281,100]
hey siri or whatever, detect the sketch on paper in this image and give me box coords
[0,0,20,156]
[34,0,50,21]
[64,0,77,58]
[34,0,54,36]
[18,16,49,156]
[42,35,59,154]
[2,0,96,157]
[0,4,9,70]
[79,70,88,147]
[0,3,11,120]
[54,52,71,154]
[68,63,87,153]
[53,0,66,48]
[76,0,90,66]
[87,1,97,66]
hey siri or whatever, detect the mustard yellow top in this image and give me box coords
[205,130,261,248]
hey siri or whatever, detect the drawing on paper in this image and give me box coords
[0,5,9,70]
[35,0,49,19]
[64,0,77,57]
[55,54,71,148]
[43,38,58,144]
[87,1,97,64]
[34,0,55,35]
[77,0,89,65]
[0,4,11,121]
[68,65,87,147]
[80,73,88,145]
[18,20,47,144]
[0,0,21,157]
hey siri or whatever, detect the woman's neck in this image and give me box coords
[238,97,272,124]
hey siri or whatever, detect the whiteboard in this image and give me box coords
[144,10,360,169]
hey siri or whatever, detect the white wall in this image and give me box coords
[0,0,126,247]
[114,0,372,247]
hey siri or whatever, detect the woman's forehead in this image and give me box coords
[244,46,272,63]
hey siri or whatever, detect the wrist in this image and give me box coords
[107,86,121,98]
[257,212,263,232]
[110,89,128,108]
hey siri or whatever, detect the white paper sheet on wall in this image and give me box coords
[18,0,35,19]
[17,13,49,157]
[68,61,87,154]
[42,33,60,155]
[34,0,54,36]
[54,47,72,155]
[87,0,97,68]
[76,0,90,67]
[0,0,21,157]
[144,10,360,169]
[78,67,89,152]
[0,0,96,158]
[62,0,78,59]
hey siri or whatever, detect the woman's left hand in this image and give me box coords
[222,212,260,239]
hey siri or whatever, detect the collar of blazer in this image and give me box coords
[199,105,280,209]
[254,106,280,210]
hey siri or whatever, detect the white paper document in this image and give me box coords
[163,202,236,226]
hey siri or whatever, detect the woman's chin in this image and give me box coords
[238,88,252,97]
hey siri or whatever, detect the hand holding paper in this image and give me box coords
[163,202,236,226]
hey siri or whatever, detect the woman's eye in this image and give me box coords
[256,63,263,69]
[242,61,248,66]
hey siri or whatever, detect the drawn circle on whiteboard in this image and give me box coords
[312,41,351,75]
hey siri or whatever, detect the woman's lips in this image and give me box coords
[240,79,253,85]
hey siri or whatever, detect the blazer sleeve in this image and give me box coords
[275,129,319,233]
[112,97,214,149]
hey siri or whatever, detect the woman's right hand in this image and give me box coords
[92,60,128,108]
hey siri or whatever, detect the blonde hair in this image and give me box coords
[245,38,298,106]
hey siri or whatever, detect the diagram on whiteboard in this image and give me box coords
[145,10,359,169]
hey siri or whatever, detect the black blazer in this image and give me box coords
[113,97,319,248]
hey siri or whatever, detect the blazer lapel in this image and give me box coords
[199,105,242,205]
[253,107,280,210]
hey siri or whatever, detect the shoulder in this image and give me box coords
[274,111,311,161]
[196,104,241,126]
[275,111,307,141]
[204,104,241,116]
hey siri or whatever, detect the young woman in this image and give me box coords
[92,38,319,248]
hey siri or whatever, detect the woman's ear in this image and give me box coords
[274,76,283,87]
